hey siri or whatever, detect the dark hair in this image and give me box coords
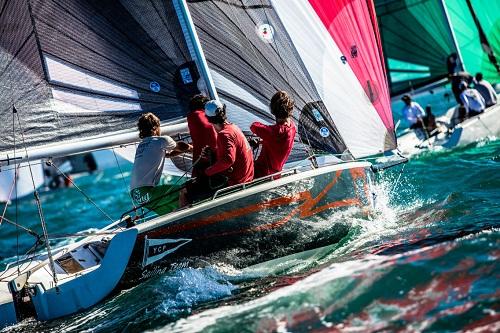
[475,72,483,81]
[138,112,160,139]
[270,91,294,119]
[189,94,209,113]
[206,104,227,124]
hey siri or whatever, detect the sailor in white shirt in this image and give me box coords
[474,72,497,107]
[401,95,426,129]
[459,81,485,117]
[130,112,191,216]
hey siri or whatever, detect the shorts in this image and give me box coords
[131,177,186,216]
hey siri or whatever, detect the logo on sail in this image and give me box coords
[319,127,330,138]
[256,23,274,43]
[142,237,191,268]
[150,81,161,92]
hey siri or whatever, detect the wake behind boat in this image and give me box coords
[0,0,402,327]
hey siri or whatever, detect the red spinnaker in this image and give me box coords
[309,0,393,130]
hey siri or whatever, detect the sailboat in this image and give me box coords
[0,0,401,327]
[375,0,500,156]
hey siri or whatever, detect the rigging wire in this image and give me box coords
[14,107,59,289]
[12,106,20,275]
[0,216,41,239]
[46,161,114,223]
[112,147,136,208]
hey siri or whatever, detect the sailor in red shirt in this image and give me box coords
[187,94,217,175]
[250,91,296,178]
[203,100,254,186]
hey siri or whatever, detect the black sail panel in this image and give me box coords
[187,0,350,156]
[0,0,198,156]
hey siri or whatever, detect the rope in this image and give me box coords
[0,216,40,239]
[14,107,59,289]
[47,161,114,223]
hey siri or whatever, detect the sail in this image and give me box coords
[0,0,201,163]
[445,0,500,82]
[375,0,460,96]
[187,0,395,158]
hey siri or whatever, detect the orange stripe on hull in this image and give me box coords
[152,168,368,238]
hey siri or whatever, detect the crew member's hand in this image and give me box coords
[201,146,212,159]
[176,141,192,152]
[248,137,261,150]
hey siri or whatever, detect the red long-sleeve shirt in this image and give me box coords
[187,110,217,162]
[250,120,296,178]
[205,123,254,185]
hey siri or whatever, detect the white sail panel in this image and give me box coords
[272,0,390,158]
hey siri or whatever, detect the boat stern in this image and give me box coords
[0,280,18,328]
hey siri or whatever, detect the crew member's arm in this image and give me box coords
[250,122,273,142]
[164,136,192,157]
[460,94,470,114]
[205,133,236,176]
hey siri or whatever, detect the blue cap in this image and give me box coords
[205,100,223,117]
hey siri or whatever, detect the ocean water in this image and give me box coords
[1,139,499,332]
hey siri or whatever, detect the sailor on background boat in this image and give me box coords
[250,91,296,179]
[401,95,427,130]
[459,81,485,119]
[202,100,254,187]
[474,72,498,107]
[130,112,191,215]
[450,71,474,105]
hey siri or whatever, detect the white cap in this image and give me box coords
[205,100,223,117]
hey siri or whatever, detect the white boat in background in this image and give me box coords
[0,151,131,203]
[0,0,404,327]
[395,102,500,157]
[0,162,44,203]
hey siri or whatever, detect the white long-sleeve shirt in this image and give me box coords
[460,89,486,114]
[475,80,497,107]
[401,101,426,125]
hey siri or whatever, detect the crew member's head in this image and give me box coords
[189,94,209,113]
[205,99,227,125]
[475,72,483,82]
[138,112,161,138]
[459,81,468,92]
[270,91,294,121]
[401,94,412,106]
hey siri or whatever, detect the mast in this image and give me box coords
[439,0,466,72]
[174,0,219,100]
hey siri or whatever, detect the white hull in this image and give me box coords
[396,103,500,157]
[0,159,377,327]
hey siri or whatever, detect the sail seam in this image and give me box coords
[26,0,50,84]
